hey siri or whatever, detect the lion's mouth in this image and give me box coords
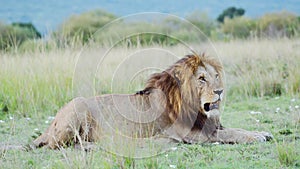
[204,101,220,112]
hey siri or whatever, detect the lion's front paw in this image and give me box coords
[216,128,274,144]
[260,131,273,141]
[252,131,273,142]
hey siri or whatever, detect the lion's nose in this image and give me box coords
[213,89,223,96]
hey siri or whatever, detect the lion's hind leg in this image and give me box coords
[33,97,92,149]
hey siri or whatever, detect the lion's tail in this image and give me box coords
[0,143,36,151]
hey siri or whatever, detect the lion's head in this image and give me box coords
[138,54,224,127]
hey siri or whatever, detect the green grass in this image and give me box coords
[0,38,300,168]
[277,142,298,167]
[1,95,299,168]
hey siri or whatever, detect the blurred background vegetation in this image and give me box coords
[0,6,299,168]
[0,7,299,52]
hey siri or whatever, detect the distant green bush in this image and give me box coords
[221,16,256,38]
[220,11,300,39]
[186,11,217,37]
[257,11,300,38]
[0,22,41,50]
[53,9,117,46]
[12,22,41,38]
[92,21,181,46]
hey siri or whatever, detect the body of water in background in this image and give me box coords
[0,0,299,34]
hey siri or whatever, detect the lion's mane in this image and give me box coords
[136,54,223,131]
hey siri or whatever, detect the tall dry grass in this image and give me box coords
[0,50,76,118]
[0,38,299,118]
[211,38,300,99]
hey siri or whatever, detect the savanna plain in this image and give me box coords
[0,38,299,168]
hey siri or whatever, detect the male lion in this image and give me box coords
[33,54,272,149]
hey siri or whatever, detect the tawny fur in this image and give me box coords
[33,54,273,149]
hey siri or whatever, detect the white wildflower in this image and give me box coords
[48,116,55,120]
[275,107,280,113]
[0,120,5,123]
[171,147,177,151]
[275,97,280,100]
[212,142,220,145]
[169,164,176,168]
[291,98,296,102]
[9,116,13,120]
[165,154,169,157]
[45,120,49,124]
[250,111,262,115]
[295,105,299,109]
[34,128,39,131]
[25,117,31,121]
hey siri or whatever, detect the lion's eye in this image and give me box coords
[215,74,219,79]
[198,76,206,82]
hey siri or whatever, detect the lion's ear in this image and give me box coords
[187,55,203,74]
